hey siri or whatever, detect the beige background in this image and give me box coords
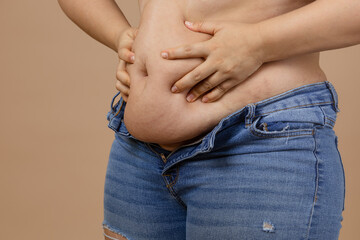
[0,1,358,239]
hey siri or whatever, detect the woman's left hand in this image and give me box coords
[160,20,265,103]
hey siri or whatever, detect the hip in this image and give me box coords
[103,80,345,239]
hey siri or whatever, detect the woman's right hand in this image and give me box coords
[115,27,138,102]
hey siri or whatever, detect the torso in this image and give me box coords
[124,0,327,151]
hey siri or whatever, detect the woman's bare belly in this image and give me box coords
[124,0,327,151]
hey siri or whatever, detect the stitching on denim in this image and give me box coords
[325,118,335,128]
[166,150,202,172]
[306,127,320,240]
[164,137,216,172]
[165,165,180,188]
[144,142,165,159]
[114,100,124,117]
[161,167,187,209]
[318,105,336,128]
[245,104,256,127]
[249,124,314,138]
[250,116,316,136]
[108,100,124,124]
[335,136,346,211]
[325,81,340,112]
[253,82,326,106]
[253,101,334,118]
[318,104,327,127]
[240,84,328,125]
[110,91,121,111]
[326,117,335,124]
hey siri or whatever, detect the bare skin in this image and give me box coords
[58,0,360,154]
[57,0,360,238]
[123,0,326,151]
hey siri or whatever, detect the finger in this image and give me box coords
[116,70,131,87]
[116,61,131,87]
[117,59,126,72]
[184,21,219,35]
[120,91,129,103]
[171,59,217,93]
[121,94,129,103]
[161,41,210,60]
[118,48,135,63]
[201,79,239,103]
[116,76,130,91]
[115,80,130,95]
[186,71,228,102]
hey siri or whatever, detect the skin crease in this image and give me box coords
[123,0,327,151]
[58,0,360,152]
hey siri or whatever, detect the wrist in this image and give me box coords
[251,22,267,65]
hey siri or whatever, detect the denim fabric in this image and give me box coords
[102,80,345,240]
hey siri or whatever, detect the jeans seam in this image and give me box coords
[164,165,180,188]
[335,136,346,211]
[306,127,320,240]
[162,165,187,209]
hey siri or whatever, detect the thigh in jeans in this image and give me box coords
[173,104,344,240]
[102,92,187,240]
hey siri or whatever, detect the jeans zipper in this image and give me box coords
[147,136,205,163]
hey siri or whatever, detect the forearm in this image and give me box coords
[57,0,131,52]
[257,0,360,62]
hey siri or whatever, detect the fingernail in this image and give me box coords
[186,93,194,102]
[161,52,168,59]
[202,97,208,103]
[130,55,135,62]
[171,85,178,93]
[185,21,193,27]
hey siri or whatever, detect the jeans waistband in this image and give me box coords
[106,80,340,156]
[243,80,340,128]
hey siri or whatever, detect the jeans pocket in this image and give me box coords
[249,105,325,138]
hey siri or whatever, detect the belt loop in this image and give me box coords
[324,81,341,113]
[245,104,256,128]
[110,91,121,112]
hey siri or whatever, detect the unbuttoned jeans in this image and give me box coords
[102,80,345,240]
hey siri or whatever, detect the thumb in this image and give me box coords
[184,20,218,35]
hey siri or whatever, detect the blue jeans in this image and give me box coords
[102,81,345,240]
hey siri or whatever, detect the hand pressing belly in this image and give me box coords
[123,1,242,148]
[122,0,325,151]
